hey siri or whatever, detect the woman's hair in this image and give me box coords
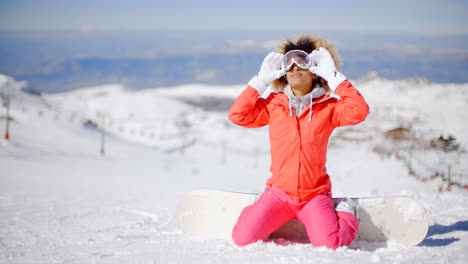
[271,34,342,93]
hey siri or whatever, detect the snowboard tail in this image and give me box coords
[176,189,429,246]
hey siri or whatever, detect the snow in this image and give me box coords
[393,198,427,223]
[1,73,468,263]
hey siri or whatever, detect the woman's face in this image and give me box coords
[286,64,316,90]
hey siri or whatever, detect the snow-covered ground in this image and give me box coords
[0,73,467,263]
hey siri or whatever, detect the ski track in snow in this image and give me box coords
[0,74,467,263]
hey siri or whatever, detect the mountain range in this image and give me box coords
[1,30,467,93]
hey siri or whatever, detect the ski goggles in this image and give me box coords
[281,50,312,72]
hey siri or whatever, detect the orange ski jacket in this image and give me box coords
[229,80,369,202]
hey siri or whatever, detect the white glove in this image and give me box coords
[248,52,286,95]
[308,47,346,91]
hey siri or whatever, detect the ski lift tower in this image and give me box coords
[0,85,12,140]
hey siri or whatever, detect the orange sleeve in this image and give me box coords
[228,86,270,128]
[331,80,369,127]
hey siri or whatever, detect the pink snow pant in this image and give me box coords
[232,185,359,249]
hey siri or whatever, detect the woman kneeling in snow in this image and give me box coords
[228,34,369,249]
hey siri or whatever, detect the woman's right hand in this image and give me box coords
[248,52,286,94]
[258,52,286,83]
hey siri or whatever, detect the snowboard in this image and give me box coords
[176,189,429,246]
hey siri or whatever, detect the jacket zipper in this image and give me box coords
[295,111,302,202]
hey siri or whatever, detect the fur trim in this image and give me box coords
[272,34,342,93]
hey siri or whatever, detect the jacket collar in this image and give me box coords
[273,85,338,105]
[271,84,341,121]
[283,84,326,101]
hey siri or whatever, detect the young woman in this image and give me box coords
[228,34,369,249]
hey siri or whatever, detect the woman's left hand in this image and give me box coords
[308,48,346,91]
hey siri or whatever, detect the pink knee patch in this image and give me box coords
[232,187,295,246]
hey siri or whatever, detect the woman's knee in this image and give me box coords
[232,226,258,246]
[316,235,343,249]
[231,188,294,246]
[308,212,359,249]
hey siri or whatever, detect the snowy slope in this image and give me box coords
[0,73,467,263]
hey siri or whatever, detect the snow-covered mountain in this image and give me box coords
[0,73,467,263]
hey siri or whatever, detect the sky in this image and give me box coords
[0,0,467,35]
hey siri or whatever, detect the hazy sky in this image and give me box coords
[0,0,467,35]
